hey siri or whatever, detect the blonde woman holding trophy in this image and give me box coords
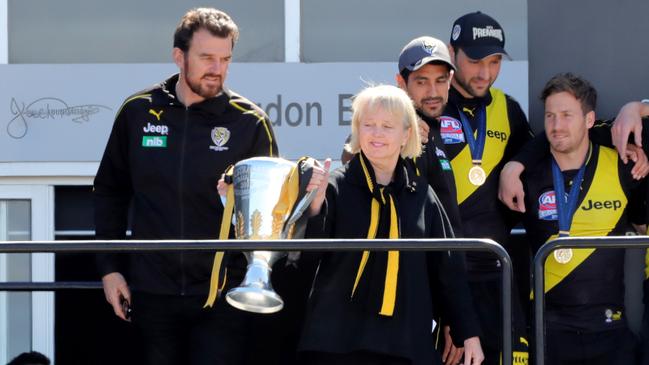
[300,84,484,365]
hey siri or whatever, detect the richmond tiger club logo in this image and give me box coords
[538,190,558,221]
[209,127,230,151]
[422,39,437,55]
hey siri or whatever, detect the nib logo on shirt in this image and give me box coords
[142,136,167,148]
[142,122,169,148]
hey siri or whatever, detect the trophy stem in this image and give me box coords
[225,253,285,314]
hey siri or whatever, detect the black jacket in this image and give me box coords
[413,110,464,237]
[94,74,277,295]
[299,155,480,365]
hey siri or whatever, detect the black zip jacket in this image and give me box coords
[94,74,277,296]
[413,110,464,237]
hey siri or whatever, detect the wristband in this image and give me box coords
[642,99,649,105]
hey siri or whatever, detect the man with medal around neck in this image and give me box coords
[439,11,533,364]
[518,73,642,364]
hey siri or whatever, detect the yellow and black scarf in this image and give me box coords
[352,152,402,316]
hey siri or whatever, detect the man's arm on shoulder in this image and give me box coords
[583,118,649,178]
[503,95,534,161]
[611,101,649,161]
[499,134,549,212]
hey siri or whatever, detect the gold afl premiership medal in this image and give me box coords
[468,165,486,186]
[553,248,573,264]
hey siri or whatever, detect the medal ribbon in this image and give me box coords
[457,105,487,165]
[551,144,590,237]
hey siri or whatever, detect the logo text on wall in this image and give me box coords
[7,97,112,139]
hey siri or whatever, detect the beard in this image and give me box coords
[183,58,222,99]
[455,74,490,98]
[416,96,445,119]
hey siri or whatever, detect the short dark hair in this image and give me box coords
[8,351,50,365]
[540,73,597,114]
[400,61,452,84]
[173,8,239,52]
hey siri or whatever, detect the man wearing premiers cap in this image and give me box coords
[396,36,483,365]
[441,11,533,365]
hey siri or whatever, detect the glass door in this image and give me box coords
[0,185,54,364]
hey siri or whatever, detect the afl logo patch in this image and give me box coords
[538,190,558,221]
[439,116,465,144]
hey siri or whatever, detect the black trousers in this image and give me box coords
[301,351,411,365]
[545,326,637,365]
[469,276,529,365]
[245,254,320,365]
[641,302,649,365]
[131,291,250,365]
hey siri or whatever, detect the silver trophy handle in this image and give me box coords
[282,188,317,238]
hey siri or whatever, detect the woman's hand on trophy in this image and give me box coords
[308,158,331,216]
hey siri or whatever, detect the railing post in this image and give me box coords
[533,236,649,365]
[501,248,513,365]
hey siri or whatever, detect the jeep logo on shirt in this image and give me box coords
[487,129,507,142]
[143,122,169,135]
[581,199,623,211]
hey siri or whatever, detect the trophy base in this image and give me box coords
[225,287,284,314]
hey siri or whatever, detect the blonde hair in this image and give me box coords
[344,84,421,159]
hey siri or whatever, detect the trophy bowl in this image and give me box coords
[224,157,316,314]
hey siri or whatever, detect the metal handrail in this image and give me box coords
[0,238,514,365]
[533,236,649,365]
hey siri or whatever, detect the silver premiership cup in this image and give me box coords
[225,156,316,314]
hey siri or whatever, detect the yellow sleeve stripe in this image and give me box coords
[114,94,152,118]
[229,100,275,157]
